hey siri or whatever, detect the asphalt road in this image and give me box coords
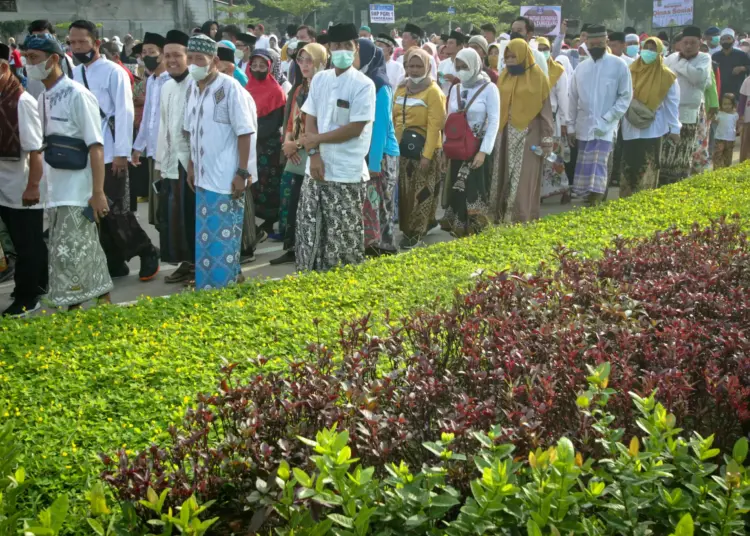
[0,189,616,312]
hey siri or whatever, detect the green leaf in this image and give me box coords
[527,519,543,536]
[328,513,354,528]
[576,395,590,408]
[87,518,105,536]
[673,513,694,536]
[49,494,69,532]
[292,468,313,487]
[732,437,748,464]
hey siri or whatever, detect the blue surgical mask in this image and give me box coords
[640,50,659,64]
[331,50,355,69]
[541,51,550,61]
[711,36,720,46]
[626,44,639,58]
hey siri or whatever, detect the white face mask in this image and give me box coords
[27,59,52,81]
[189,63,210,81]
[234,48,244,62]
[409,74,426,84]
[457,69,474,84]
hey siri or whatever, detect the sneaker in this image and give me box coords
[240,253,256,265]
[139,247,160,281]
[256,229,268,244]
[399,236,421,250]
[3,299,41,317]
[108,262,130,278]
[269,250,295,265]
[164,262,194,284]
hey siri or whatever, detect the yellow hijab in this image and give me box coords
[497,39,550,130]
[535,37,565,89]
[630,37,677,112]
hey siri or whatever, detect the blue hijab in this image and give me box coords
[358,38,389,92]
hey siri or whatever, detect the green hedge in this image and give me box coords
[1,163,749,520]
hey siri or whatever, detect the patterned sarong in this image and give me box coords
[195,187,244,290]
[572,139,613,196]
[47,206,113,307]
[363,155,399,250]
[660,123,699,186]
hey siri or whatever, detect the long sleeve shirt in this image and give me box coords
[133,70,171,159]
[622,80,681,140]
[368,85,400,173]
[705,69,719,111]
[568,52,632,141]
[550,68,569,137]
[73,57,134,164]
[386,60,405,89]
[445,81,501,155]
[664,52,712,124]
[156,76,191,179]
[393,83,446,159]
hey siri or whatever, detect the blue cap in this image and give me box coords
[705,26,721,36]
[23,33,65,56]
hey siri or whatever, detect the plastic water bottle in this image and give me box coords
[561,139,571,163]
[531,145,558,163]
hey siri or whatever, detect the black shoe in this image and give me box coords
[240,253,256,265]
[269,250,295,265]
[108,262,130,278]
[139,247,160,281]
[3,298,41,317]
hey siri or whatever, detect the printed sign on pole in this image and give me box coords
[652,0,693,28]
[519,6,562,36]
[369,4,395,24]
[448,6,456,14]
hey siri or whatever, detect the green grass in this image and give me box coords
[1,163,749,529]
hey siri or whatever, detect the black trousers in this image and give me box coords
[99,163,154,266]
[0,206,48,302]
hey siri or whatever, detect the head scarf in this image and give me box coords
[358,38,389,92]
[630,37,676,112]
[497,38,550,130]
[269,34,281,53]
[284,43,328,138]
[455,48,490,88]
[535,36,564,88]
[245,50,287,117]
[400,47,434,94]
[421,42,440,67]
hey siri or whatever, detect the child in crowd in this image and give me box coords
[713,94,740,169]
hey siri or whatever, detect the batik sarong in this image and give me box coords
[660,123,699,186]
[540,137,569,199]
[47,206,113,307]
[690,104,710,175]
[572,139,613,196]
[363,155,398,250]
[295,176,365,272]
[398,156,441,240]
[620,137,662,198]
[195,187,244,290]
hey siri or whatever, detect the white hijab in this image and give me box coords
[456,48,490,88]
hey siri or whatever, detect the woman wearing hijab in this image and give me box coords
[536,36,570,200]
[487,43,500,79]
[246,49,287,235]
[492,39,553,223]
[621,37,679,197]
[441,48,500,237]
[392,49,446,249]
[356,38,401,255]
[270,43,328,265]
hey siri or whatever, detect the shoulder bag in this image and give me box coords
[397,90,427,160]
[41,93,90,171]
[81,66,116,138]
[443,82,489,161]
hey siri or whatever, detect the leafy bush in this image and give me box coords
[2,165,750,531]
[102,219,750,532]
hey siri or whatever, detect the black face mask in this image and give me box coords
[143,55,162,72]
[589,46,606,60]
[251,70,268,81]
[721,42,733,50]
[507,64,526,75]
[509,31,525,41]
[171,70,189,83]
[73,50,95,64]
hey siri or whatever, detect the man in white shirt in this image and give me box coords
[24,34,113,311]
[376,34,405,88]
[131,32,169,227]
[0,43,46,316]
[24,20,76,100]
[397,23,438,79]
[183,34,256,290]
[438,30,465,95]
[153,30,195,285]
[236,32,256,74]
[254,24,270,50]
[69,20,160,281]
[481,23,497,45]
[625,33,640,61]
[662,26,712,184]
[568,25,633,205]
[609,32,634,66]
[297,23,376,272]
[705,27,721,56]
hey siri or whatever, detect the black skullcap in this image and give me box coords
[317,33,330,45]
[217,46,234,63]
[132,43,143,55]
[0,43,9,61]
[623,26,637,34]
[683,26,702,38]
[236,33,257,45]
[449,30,466,43]
[165,30,189,47]
[609,31,626,42]
[440,33,450,42]
[587,24,606,37]
[143,32,166,48]
[404,23,424,38]
[376,33,397,48]
[328,23,358,43]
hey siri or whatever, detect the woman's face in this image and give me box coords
[455,58,469,72]
[489,46,500,58]
[250,56,268,73]
[297,50,315,79]
[210,24,218,38]
[407,55,427,77]
[504,50,518,66]
[644,41,657,52]
[438,45,448,61]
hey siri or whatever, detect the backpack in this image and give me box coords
[443,82,489,161]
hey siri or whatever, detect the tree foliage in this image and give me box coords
[259,0,329,24]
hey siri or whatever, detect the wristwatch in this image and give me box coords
[236,168,251,180]
[308,148,319,157]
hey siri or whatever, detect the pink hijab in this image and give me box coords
[421,42,440,66]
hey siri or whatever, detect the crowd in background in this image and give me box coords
[0,16,748,317]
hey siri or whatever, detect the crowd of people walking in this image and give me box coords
[0,16,748,316]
